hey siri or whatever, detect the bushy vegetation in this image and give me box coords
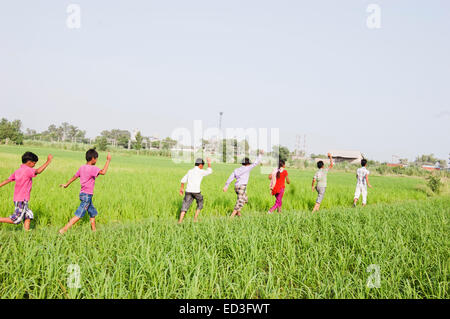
[375,164,449,178]
[427,174,443,194]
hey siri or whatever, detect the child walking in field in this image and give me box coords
[178,157,212,224]
[311,153,333,212]
[59,149,111,234]
[0,152,53,230]
[353,159,372,207]
[268,160,290,214]
[223,150,263,218]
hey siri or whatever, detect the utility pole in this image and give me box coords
[295,135,301,156]
[295,134,307,157]
[217,111,224,157]
[219,112,223,131]
[304,134,306,157]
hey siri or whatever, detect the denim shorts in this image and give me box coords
[74,193,98,218]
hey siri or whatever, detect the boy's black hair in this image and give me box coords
[317,160,324,169]
[241,157,251,166]
[361,159,367,167]
[195,158,205,166]
[277,160,286,179]
[86,148,99,162]
[22,152,39,164]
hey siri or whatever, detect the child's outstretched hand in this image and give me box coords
[60,184,68,188]
[223,186,228,192]
[106,152,112,161]
[47,154,53,161]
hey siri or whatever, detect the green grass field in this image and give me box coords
[0,145,448,298]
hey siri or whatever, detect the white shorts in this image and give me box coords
[354,185,368,204]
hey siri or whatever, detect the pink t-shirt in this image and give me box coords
[75,164,102,195]
[8,164,38,202]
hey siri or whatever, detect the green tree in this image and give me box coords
[95,136,108,151]
[415,154,446,167]
[101,129,130,148]
[161,137,177,150]
[151,140,161,149]
[134,131,143,151]
[0,118,24,144]
[273,145,290,162]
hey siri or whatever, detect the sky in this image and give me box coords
[0,0,449,162]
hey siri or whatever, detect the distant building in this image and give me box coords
[315,150,364,165]
[421,165,440,171]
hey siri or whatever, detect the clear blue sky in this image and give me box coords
[1,0,449,162]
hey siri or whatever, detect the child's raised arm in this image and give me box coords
[202,158,213,176]
[60,175,78,188]
[0,179,12,188]
[327,153,333,169]
[36,154,53,175]
[99,152,112,175]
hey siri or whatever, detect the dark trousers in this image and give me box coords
[181,192,204,212]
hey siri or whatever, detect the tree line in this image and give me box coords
[0,117,446,166]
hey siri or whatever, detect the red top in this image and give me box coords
[272,170,288,195]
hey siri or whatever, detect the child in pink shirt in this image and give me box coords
[0,152,53,230]
[59,149,111,234]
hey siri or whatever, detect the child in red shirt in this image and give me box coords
[268,160,290,214]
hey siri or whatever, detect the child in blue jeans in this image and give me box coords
[59,149,111,233]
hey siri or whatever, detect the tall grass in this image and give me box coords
[0,145,448,299]
[0,198,448,298]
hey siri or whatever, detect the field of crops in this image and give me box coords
[0,145,448,298]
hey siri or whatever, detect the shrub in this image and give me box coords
[376,165,388,175]
[426,174,443,194]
